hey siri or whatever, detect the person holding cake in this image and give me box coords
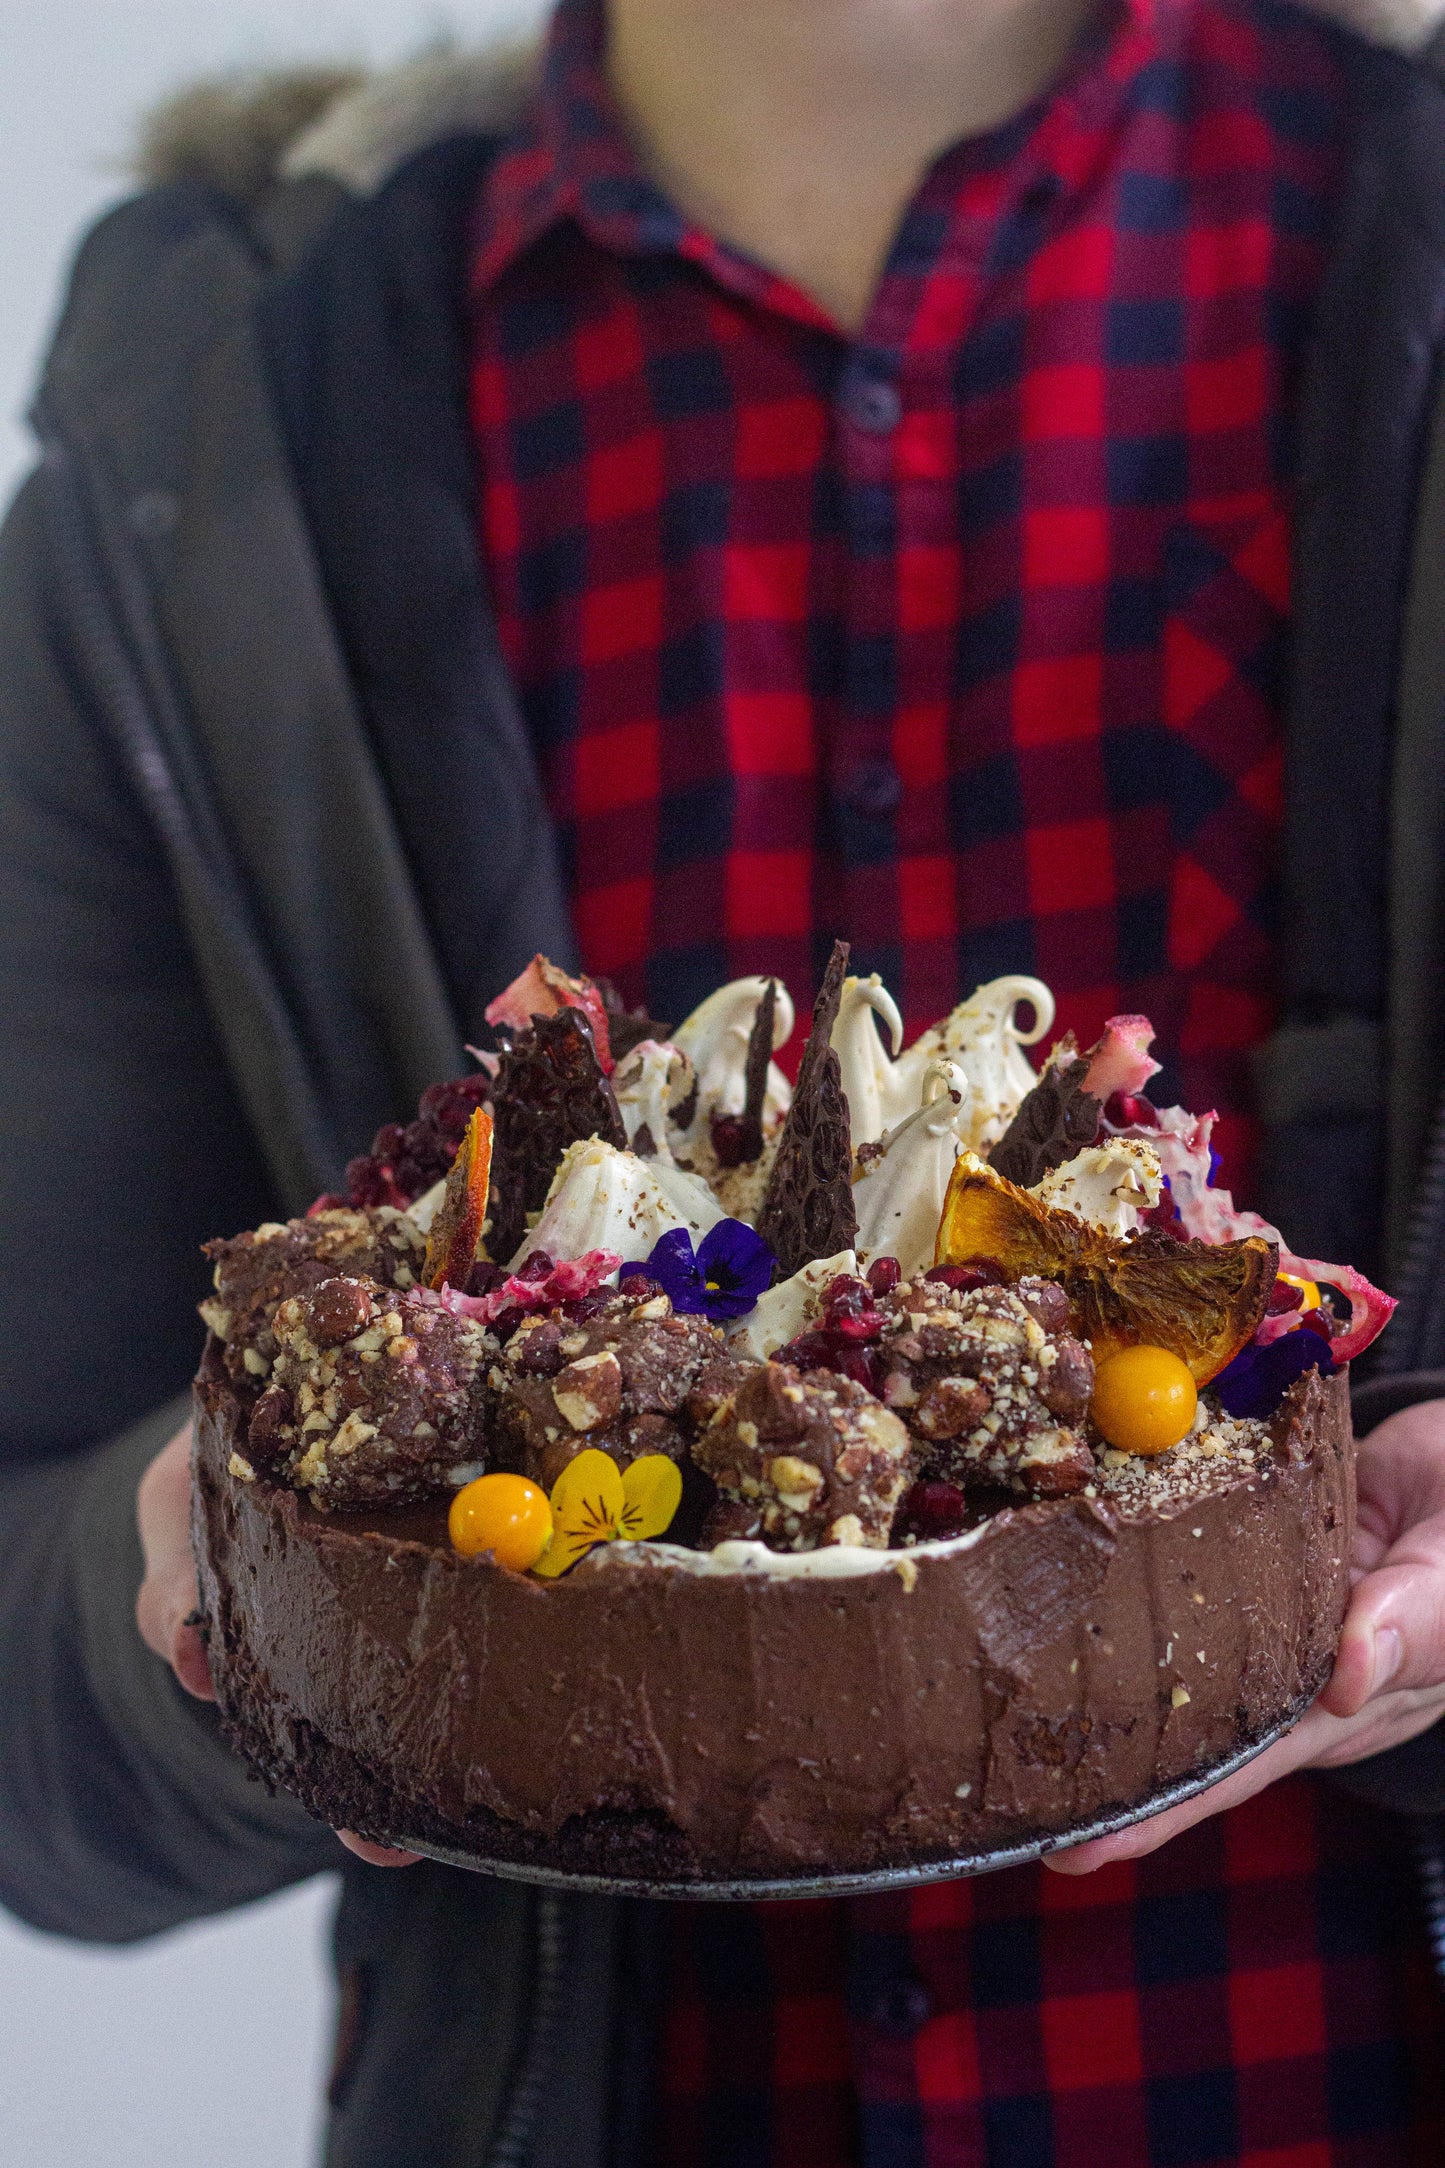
[6,0,1445,2162]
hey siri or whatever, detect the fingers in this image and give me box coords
[135,1422,215,1702]
[1043,1713,1319,1876]
[1321,1415,1445,1720]
[1351,1398,1445,1570]
[336,1832,422,1868]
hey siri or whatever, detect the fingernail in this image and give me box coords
[1372,1627,1403,1695]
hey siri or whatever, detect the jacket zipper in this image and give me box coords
[483,1893,569,2168]
[1379,1081,1445,1375]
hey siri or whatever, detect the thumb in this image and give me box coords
[1318,1540,1445,1718]
[135,1423,215,1702]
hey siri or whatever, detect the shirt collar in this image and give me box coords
[472,0,1170,306]
[472,0,691,295]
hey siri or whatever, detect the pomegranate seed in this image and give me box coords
[1140,1198,1183,1238]
[710,1113,748,1169]
[516,1250,555,1285]
[900,1479,970,1541]
[1267,1279,1304,1314]
[867,1256,902,1297]
[778,1331,834,1372]
[823,1274,871,1307]
[830,1306,884,1342]
[926,1261,1002,1292]
[827,1343,881,1393]
[562,1290,613,1322]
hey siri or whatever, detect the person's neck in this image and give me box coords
[606,0,1102,333]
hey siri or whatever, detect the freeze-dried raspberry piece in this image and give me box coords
[248,1280,495,1507]
[201,1207,425,1387]
[693,1360,915,1552]
[345,1073,492,1208]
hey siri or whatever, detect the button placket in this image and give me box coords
[832,350,906,866]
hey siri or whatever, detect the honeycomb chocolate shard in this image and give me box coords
[987,1056,1101,1188]
[756,942,858,1279]
[485,1010,628,1264]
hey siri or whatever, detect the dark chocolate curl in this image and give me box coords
[987,1056,1102,1188]
[735,979,778,1164]
[756,943,857,1278]
[486,1010,627,1263]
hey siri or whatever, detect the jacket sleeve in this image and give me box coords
[0,469,336,1939]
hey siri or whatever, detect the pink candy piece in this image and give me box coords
[1261,1251,1396,1364]
[1104,1100,1396,1363]
[440,1248,622,1326]
[483,955,615,1073]
[1080,1014,1163,1102]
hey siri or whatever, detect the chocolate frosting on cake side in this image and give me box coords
[192,1350,1353,1882]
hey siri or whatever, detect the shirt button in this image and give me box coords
[845,757,903,817]
[867,1973,934,2038]
[841,374,902,436]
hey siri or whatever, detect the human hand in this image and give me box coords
[135,1421,418,1868]
[1046,1395,1445,1874]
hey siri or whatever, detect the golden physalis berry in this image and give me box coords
[448,1472,553,1570]
[531,1447,683,1578]
[1090,1345,1198,1457]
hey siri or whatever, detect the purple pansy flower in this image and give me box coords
[620,1220,774,1322]
[1212,1325,1336,1420]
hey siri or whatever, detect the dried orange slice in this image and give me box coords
[935,1155,1275,1384]
[424,1106,495,1290]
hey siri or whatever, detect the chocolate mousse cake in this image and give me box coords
[190,957,1389,1886]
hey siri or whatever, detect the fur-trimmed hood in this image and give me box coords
[137,0,1445,209]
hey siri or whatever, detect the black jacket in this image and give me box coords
[6,17,1445,2166]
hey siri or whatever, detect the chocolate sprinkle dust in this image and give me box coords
[987,1056,1101,1188]
[756,943,858,1279]
[485,1010,627,1263]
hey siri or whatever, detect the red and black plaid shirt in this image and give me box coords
[467,2,1441,2159]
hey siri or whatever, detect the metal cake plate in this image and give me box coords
[392,1708,1298,1901]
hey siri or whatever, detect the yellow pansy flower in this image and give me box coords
[531,1447,682,1578]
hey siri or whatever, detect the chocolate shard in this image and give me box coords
[735,978,778,1164]
[987,1056,1102,1189]
[485,1009,627,1263]
[756,943,857,1279]
[595,977,673,1063]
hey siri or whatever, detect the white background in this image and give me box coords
[0,4,544,2164]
